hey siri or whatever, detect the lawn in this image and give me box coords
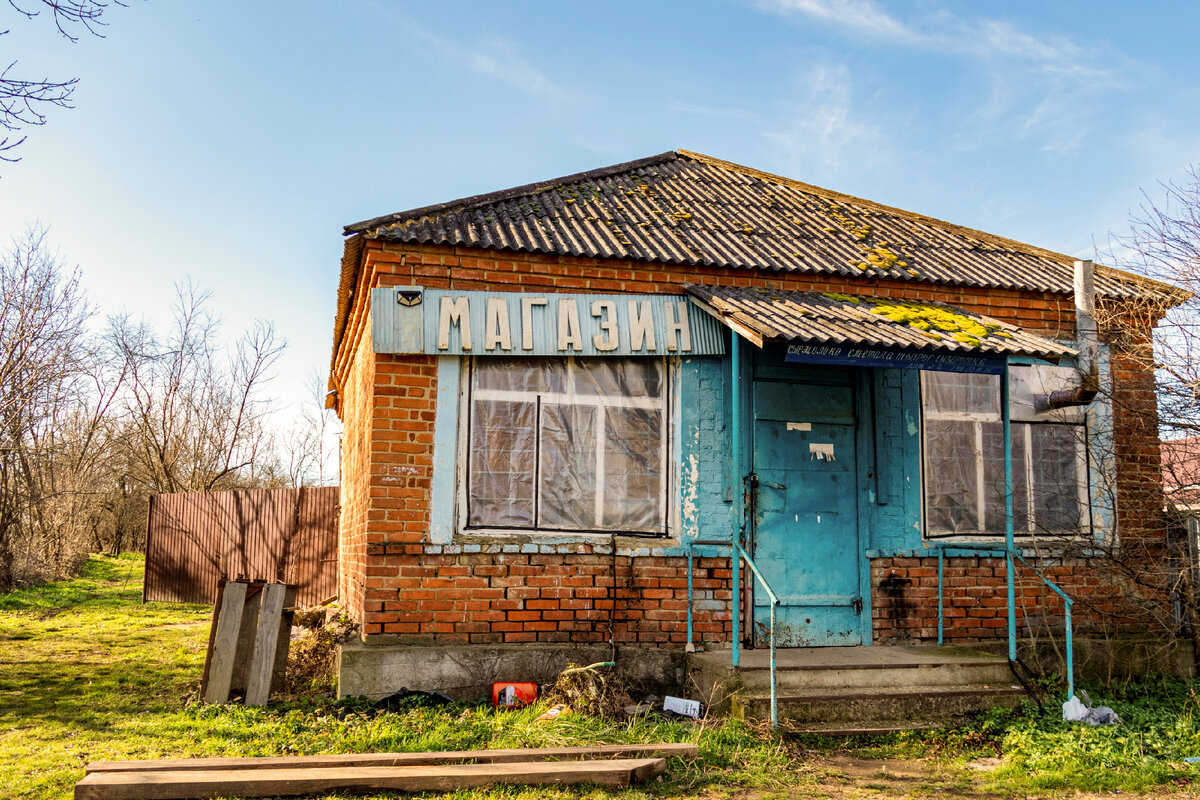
[4,555,1200,799]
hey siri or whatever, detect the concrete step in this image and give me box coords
[736,659,1013,693]
[786,720,950,736]
[732,683,1027,724]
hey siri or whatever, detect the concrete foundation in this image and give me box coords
[337,643,687,702]
[967,636,1197,682]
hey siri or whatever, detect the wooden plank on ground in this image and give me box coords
[85,742,698,773]
[244,583,287,706]
[202,581,247,703]
[196,581,226,698]
[73,757,666,800]
[270,585,297,689]
[227,583,263,695]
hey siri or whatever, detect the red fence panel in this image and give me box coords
[143,486,338,606]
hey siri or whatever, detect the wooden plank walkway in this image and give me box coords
[85,743,698,773]
[75,758,667,799]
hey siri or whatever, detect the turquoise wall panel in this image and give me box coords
[677,355,733,548]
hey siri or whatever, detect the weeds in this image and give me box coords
[0,555,799,800]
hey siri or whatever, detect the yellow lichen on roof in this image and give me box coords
[866,300,1009,347]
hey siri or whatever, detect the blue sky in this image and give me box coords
[3,0,1199,424]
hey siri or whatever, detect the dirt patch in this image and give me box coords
[780,754,1188,800]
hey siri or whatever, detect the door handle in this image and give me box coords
[761,480,786,490]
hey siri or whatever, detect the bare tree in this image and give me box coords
[2,1,126,162]
[278,369,340,488]
[0,225,97,588]
[112,282,286,495]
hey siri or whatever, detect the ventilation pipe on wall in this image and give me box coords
[1046,259,1100,409]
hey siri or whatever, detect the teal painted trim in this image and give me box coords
[1002,360,1017,661]
[1088,346,1116,542]
[673,359,686,541]
[429,356,461,544]
[937,549,944,645]
[901,370,923,546]
[730,335,744,667]
[854,368,874,646]
[371,286,425,353]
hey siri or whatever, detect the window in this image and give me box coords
[465,357,669,534]
[921,369,1089,538]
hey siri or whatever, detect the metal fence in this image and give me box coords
[143,486,338,606]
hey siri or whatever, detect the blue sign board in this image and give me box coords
[371,287,726,357]
[785,342,1006,374]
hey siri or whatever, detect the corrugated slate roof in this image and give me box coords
[346,149,1172,300]
[685,284,1078,361]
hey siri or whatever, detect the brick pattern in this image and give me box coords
[870,556,1152,644]
[332,241,1168,646]
[359,548,732,644]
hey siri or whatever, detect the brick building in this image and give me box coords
[327,150,1186,699]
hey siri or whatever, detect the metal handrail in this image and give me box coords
[934,542,1075,700]
[1013,551,1075,699]
[735,542,780,728]
[686,539,781,727]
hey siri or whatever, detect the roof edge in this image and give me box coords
[677,149,1076,265]
[677,149,1186,303]
[344,151,681,235]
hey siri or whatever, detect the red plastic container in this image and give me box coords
[492,681,538,708]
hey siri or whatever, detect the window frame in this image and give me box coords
[455,355,676,538]
[919,368,1094,542]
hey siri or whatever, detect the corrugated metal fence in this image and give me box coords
[144,486,338,606]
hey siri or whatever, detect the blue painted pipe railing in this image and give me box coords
[934,542,1076,701]
[686,539,780,728]
[735,542,780,728]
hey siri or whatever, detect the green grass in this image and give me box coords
[8,555,1200,799]
[818,687,1200,794]
[0,555,797,800]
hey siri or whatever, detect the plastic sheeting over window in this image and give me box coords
[921,369,1088,538]
[467,358,668,534]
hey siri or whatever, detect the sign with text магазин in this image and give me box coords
[371,288,726,357]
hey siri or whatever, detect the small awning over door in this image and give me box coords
[685,284,1076,374]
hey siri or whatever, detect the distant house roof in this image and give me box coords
[685,285,1077,361]
[1163,437,1200,509]
[346,149,1174,299]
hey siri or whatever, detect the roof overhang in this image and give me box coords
[685,284,1076,373]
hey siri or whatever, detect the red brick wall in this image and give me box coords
[330,240,1167,647]
[871,556,1157,645]
[359,549,731,644]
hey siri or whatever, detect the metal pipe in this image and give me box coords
[1066,599,1075,699]
[1014,550,1076,700]
[736,542,779,728]
[937,548,944,646]
[1046,259,1099,410]
[1003,360,1017,662]
[686,543,695,653]
[770,600,778,728]
[731,334,743,668]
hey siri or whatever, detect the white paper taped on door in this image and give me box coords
[786,422,812,431]
[809,442,836,461]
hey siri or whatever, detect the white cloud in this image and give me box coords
[762,63,890,182]
[760,0,1131,154]
[376,7,571,101]
[667,100,766,124]
[762,0,921,43]
[760,0,1107,77]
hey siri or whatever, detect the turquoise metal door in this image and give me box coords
[751,377,861,647]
